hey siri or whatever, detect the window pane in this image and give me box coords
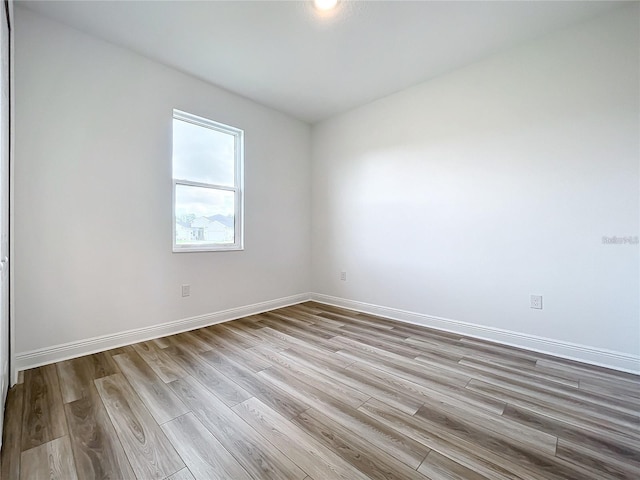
[175,184,235,245]
[173,118,235,186]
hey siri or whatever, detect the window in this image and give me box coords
[172,110,244,252]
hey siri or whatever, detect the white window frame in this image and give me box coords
[172,109,244,252]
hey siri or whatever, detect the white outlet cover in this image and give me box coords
[182,284,191,297]
[530,294,543,309]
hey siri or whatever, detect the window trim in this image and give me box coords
[172,109,244,253]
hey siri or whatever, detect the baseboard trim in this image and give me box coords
[310,293,640,375]
[15,292,640,376]
[14,293,310,373]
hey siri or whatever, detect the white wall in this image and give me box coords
[14,8,311,355]
[311,5,639,361]
[14,5,640,372]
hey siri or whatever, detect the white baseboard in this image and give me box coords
[14,291,639,376]
[14,293,310,374]
[310,293,640,375]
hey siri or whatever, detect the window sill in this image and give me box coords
[173,245,244,253]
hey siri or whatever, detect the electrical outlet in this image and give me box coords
[182,284,191,297]
[340,271,347,281]
[530,294,543,309]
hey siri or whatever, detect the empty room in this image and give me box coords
[0,0,638,479]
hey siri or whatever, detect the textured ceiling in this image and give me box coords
[21,0,625,123]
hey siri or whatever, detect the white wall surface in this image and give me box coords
[14,8,311,354]
[311,5,639,357]
[14,4,640,370]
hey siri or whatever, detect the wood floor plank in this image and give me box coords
[221,321,271,345]
[555,437,640,479]
[164,343,252,407]
[457,341,539,368]
[21,364,68,451]
[468,379,640,441]
[301,312,346,328]
[364,398,600,480]
[248,324,306,349]
[346,359,556,455]
[337,327,426,358]
[236,313,267,326]
[337,342,470,388]
[490,380,640,444]
[64,386,136,480]
[233,397,371,480]
[287,302,325,315]
[104,345,136,357]
[196,326,271,371]
[403,337,466,363]
[174,331,215,352]
[578,378,640,402]
[293,406,432,480]
[460,357,639,415]
[458,337,543,363]
[259,365,430,469]
[217,323,271,348]
[481,371,640,426]
[4,302,638,480]
[347,342,505,411]
[162,412,252,480]
[198,347,309,419]
[418,401,557,456]
[274,305,328,326]
[258,316,343,353]
[94,373,184,479]
[57,352,119,404]
[412,337,538,369]
[251,345,370,409]
[169,375,307,480]
[359,398,539,480]
[502,403,640,468]
[390,322,464,342]
[132,340,188,383]
[166,468,196,480]
[20,436,78,480]
[412,403,576,478]
[256,325,341,357]
[278,341,355,371]
[535,358,640,385]
[267,309,316,327]
[316,311,396,331]
[333,324,422,356]
[262,311,326,332]
[283,343,503,422]
[458,353,578,385]
[356,310,426,328]
[346,356,506,416]
[302,301,338,313]
[259,316,338,348]
[418,450,490,480]
[297,318,346,339]
[267,347,423,416]
[113,351,189,424]
[337,363,424,415]
[151,336,173,349]
[1,384,24,480]
[341,321,412,340]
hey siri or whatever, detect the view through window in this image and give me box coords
[172,110,243,251]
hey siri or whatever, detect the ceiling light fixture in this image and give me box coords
[314,0,338,11]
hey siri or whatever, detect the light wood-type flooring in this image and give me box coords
[1,302,639,479]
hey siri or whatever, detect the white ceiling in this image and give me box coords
[20,0,626,123]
